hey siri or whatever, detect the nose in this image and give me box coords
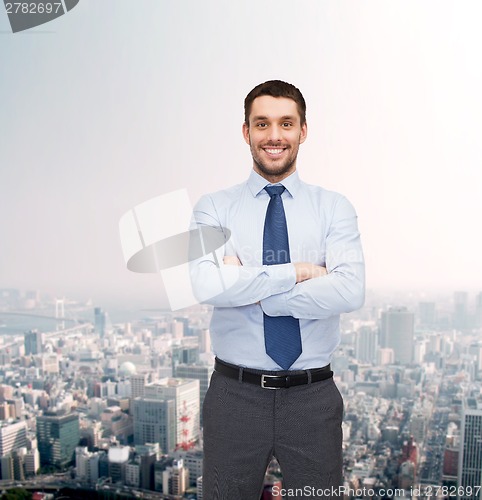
[267,124,283,142]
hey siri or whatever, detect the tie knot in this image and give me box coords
[265,185,285,198]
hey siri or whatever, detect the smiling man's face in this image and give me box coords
[242,95,307,183]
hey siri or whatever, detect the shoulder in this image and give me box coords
[193,180,248,216]
[299,180,357,217]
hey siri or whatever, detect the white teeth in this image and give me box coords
[265,149,284,154]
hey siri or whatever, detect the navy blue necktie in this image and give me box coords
[263,185,302,369]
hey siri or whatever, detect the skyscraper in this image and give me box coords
[144,378,200,448]
[453,291,469,330]
[458,400,482,500]
[380,307,415,365]
[94,307,111,338]
[354,327,377,363]
[475,292,482,328]
[130,373,149,399]
[0,421,27,457]
[24,330,42,355]
[173,363,213,424]
[172,345,200,368]
[132,398,176,453]
[418,301,436,328]
[36,411,80,468]
[108,446,130,483]
[162,458,189,496]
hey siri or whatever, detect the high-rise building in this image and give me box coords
[81,419,102,450]
[181,449,203,486]
[413,340,427,364]
[24,330,42,355]
[94,307,111,338]
[354,327,377,363]
[173,363,213,424]
[171,320,184,339]
[139,451,157,490]
[108,446,130,483]
[11,447,27,481]
[0,448,31,481]
[162,458,189,496]
[398,460,416,490]
[132,398,176,453]
[144,378,200,448]
[458,400,482,500]
[196,328,211,354]
[172,345,199,368]
[36,411,80,468]
[409,414,426,444]
[376,348,395,366]
[137,442,160,490]
[98,451,109,479]
[0,455,14,480]
[468,343,482,376]
[443,446,459,479]
[40,353,59,374]
[24,448,40,476]
[380,307,414,365]
[197,475,203,500]
[154,457,174,492]
[125,458,140,487]
[130,373,149,400]
[0,421,27,456]
[0,402,11,420]
[453,291,469,330]
[418,301,436,328]
[475,292,482,329]
[0,385,14,401]
[75,447,90,480]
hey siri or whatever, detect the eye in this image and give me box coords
[256,123,267,128]
[282,122,292,128]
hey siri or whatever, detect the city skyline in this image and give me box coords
[1,1,482,310]
[1,283,482,496]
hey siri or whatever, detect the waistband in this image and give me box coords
[214,357,333,389]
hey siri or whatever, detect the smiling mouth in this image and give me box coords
[263,147,287,157]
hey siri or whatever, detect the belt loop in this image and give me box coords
[306,369,312,384]
[238,366,244,383]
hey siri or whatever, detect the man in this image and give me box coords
[191,80,365,499]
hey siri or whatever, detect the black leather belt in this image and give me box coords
[214,358,333,389]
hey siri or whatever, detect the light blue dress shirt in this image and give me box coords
[190,169,365,370]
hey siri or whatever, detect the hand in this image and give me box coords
[293,263,327,283]
[223,255,242,266]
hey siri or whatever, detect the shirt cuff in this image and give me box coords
[261,263,296,316]
[264,263,296,294]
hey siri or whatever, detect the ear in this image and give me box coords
[242,122,250,145]
[299,122,308,144]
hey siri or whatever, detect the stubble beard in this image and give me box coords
[250,144,299,180]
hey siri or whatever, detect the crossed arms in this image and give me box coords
[190,194,365,320]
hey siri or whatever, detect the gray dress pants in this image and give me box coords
[202,366,344,499]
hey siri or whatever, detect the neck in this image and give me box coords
[253,165,297,184]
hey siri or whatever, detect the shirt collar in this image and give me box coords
[247,169,301,198]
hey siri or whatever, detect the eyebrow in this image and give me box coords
[251,115,297,122]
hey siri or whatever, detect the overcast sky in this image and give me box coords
[1,1,481,310]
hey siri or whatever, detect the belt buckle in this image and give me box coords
[261,374,281,389]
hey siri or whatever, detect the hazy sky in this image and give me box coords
[1,1,481,309]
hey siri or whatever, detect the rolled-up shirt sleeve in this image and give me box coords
[260,195,365,319]
[190,194,297,308]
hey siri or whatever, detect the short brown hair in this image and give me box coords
[244,80,306,126]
